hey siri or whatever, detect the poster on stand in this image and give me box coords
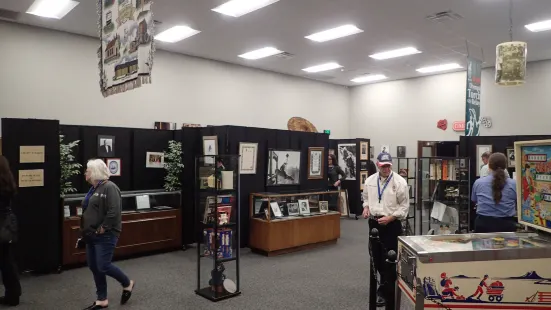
[465,57,482,136]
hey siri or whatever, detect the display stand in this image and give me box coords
[418,157,471,235]
[195,155,241,302]
[393,157,417,236]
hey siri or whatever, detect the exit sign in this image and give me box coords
[324,130,331,135]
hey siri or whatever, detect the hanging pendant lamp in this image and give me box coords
[495,0,527,86]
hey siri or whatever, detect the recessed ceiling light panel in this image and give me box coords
[302,62,343,73]
[212,0,280,17]
[525,20,551,32]
[305,24,363,42]
[239,47,283,60]
[416,63,462,73]
[154,26,200,43]
[369,47,422,60]
[26,0,79,19]
[351,74,388,83]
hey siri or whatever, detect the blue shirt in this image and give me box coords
[472,175,517,217]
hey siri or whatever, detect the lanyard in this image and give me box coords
[377,173,393,203]
[83,180,105,210]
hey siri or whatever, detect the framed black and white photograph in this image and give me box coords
[319,201,329,213]
[339,190,349,217]
[360,141,369,160]
[337,143,356,180]
[507,148,515,168]
[380,144,390,154]
[370,146,374,159]
[308,147,324,179]
[360,161,367,171]
[397,146,406,158]
[266,149,301,186]
[360,171,368,190]
[476,145,492,176]
[298,199,310,215]
[270,201,283,218]
[239,142,258,174]
[146,152,164,168]
[97,135,115,157]
[202,136,218,164]
[287,202,299,216]
[106,158,121,176]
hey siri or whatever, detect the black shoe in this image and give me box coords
[82,303,108,310]
[120,281,135,305]
[0,296,19,306]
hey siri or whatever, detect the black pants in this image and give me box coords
[368,218,402,292]
[0,242,21,299]
[475,215,517,233]
[328,186,339,211]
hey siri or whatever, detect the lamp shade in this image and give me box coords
[495,41,527,86]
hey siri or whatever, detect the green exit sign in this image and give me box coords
[324,130,331,135]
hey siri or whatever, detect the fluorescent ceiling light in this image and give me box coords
[302,62,342,73]
[369,47,422,60]
[212,0,280,17]
[525,20,551,32]
[351,74,388,83]
[154,26,200,43]
[26,0,79,19]
[416,63,462,73]
[305,24,363,42]
[239,47,283,60]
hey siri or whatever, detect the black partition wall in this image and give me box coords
[1,118,61,273]
[182,125,330,247]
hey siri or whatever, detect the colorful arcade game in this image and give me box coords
[396,139,551,309]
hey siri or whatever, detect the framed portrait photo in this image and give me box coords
[106,158,121,177]
[308,147,324,179]
[339,189,349,217]
[360,171,368,190]
[506,148,515,168]
[97,135,115,158]
[476,145,493,176]
[360,141,369,160]
[146,152,164,168]
[239,142,258,174]
[397,146,406,158]
[202,136,218,164]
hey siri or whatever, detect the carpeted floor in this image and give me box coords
[12,218,378,309]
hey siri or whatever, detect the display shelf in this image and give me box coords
[195,155,241,302]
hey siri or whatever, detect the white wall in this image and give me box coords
[350,60,551,157]
[0,21,350,138]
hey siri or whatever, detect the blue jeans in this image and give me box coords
[86,232,130,301]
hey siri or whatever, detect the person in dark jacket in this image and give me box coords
[81,159,134,310]
[328,154,346,190]
[0,156,21,307]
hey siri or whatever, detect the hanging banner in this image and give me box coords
[465,57,482,136]
[98,0,155,97]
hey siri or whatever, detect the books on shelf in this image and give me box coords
[202,228,233,259]
[203,195,235,224]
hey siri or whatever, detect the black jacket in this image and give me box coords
[0,195,17,243]
[80,181,122,237]
[328,165,347,186]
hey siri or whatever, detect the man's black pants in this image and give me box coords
[368,218,402,293]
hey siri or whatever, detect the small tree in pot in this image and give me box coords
[164,140,184,191]
[60,134,82,197]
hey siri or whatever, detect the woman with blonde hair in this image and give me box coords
[80,159,135,309]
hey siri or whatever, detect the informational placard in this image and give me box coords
[19,169,44,187]
[20,145,45,163]
[516,140,551,233]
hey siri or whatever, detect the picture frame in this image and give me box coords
[337,143,357,180]
[97,135,115,158]
[380,144,390,154]
[476,145,493,176]
[287,202,299,216]
[514,139,551,234]
[506,148,515,168]
[360,171,368,190]
[239,142,258,174]
[360,141,369,160]
[370,146,374,159]
[339,190,350,217]
[308,147,325,179]
[106,158,121,176]
[397,146,406,158]
[203,136,218,164]
[360,161,367,171]
[145,151,164,168]
[266,149,301,186]
[319,201,329,213]
[298,199,310,215]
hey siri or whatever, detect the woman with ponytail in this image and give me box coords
[471,152,518,233]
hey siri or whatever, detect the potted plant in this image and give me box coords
[60,134,82,203]
[164,140,184,191]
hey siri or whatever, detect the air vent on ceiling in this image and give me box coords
[0,8,20,21]
[425,10,463,22]
[274,52,295,60]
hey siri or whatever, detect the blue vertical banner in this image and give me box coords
[465,58,482,136]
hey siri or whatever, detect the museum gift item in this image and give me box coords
[99,0,154,97]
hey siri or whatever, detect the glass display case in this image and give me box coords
[417,157,471,235]
[249,190,341,256]
[195,155,241,302]
[396,232,551,309]
[393,157,417,235]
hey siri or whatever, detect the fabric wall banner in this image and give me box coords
[465,57,482,136]
[98,0,155,97]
